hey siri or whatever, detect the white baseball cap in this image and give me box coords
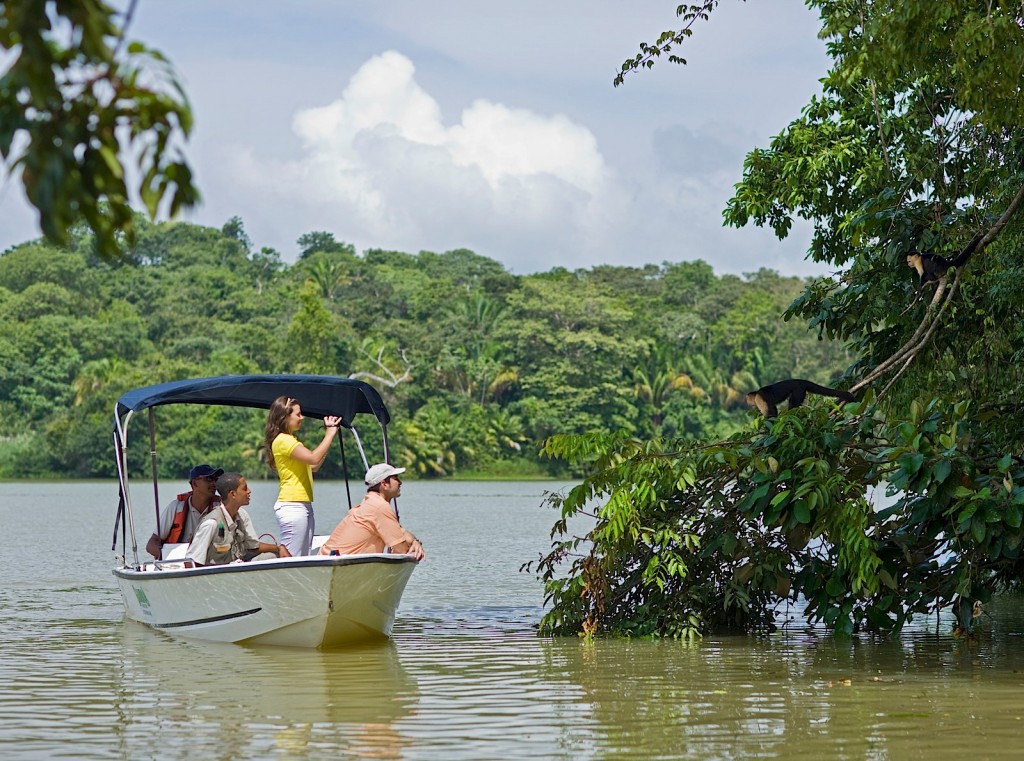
[364,463,406,487]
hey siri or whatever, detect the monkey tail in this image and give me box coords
[948,230,986,267]
[800,381,855,402]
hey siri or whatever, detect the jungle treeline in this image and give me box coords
[0,217,848,480]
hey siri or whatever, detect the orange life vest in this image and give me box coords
[166,492,221,543]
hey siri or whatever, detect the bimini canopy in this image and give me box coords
[115,375,390,429]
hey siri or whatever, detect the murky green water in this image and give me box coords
[2,481,1023,759]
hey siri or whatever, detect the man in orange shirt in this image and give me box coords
[319,463,425,560]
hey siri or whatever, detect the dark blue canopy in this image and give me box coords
[115,375,390,428]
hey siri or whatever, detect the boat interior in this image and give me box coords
[149,535,332,570]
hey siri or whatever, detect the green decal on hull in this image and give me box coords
[133,586,151,610]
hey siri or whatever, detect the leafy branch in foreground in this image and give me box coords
[613,1,726,87]
[530,396,1024,639]
[0,0,198,258]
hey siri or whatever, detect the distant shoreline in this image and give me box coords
[0,474,570,483]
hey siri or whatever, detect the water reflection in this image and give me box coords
[539,623,1024,760]
[112,624,418,757]
[392,613,597,760]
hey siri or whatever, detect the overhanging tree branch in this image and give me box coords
[851,179,1024,393]
[613,1,718,87]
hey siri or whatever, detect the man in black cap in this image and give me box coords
[146,464,225,558]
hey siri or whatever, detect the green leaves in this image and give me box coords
[534,401,886,638]
[0,2,198,258]
[593,0,1024,638]
[792,501,812,525]
[534,377,1024,639]
[613,1,719,87]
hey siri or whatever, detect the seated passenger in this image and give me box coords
[186,472,292,566]
[146,464,224,558]
[319,463,425,560]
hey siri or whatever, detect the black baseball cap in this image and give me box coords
[189,464,225,481]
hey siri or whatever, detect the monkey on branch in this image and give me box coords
[745,379,855,418]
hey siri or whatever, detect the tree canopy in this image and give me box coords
[0,219,844,484]
[532,0,1024,639]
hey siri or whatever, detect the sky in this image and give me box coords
[0,1,832,277]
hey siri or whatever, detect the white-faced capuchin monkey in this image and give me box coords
[745,379,855,418]
[906,230,985,292]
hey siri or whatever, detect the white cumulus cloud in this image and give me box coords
[238,50,614,271]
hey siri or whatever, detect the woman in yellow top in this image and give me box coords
[264,396,342,555]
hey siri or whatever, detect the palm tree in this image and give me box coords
[305,256,350,301]
[486,408,527,454]
[632,344,707,432]
[72,357,130,406]
[446,292,506,362]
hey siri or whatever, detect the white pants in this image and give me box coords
[274,501,314,556]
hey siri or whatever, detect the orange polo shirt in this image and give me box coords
[319,491,414,555]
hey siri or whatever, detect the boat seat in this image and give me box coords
[161,543,190,561]
[153,559,193,570]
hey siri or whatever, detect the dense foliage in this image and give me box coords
[532,0,1024,639]
[0,219,846,481]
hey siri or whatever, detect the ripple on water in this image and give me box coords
[6,482,1024,759]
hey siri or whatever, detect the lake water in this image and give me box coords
[2,480,1024,759]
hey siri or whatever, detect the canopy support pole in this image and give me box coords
[338,428,353,511]
[114,410,142,567]
[349,425,369,472]
[148,408,160,538]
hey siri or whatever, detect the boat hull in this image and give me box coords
[114,554,417,648]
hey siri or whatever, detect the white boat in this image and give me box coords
[111,374,418,648]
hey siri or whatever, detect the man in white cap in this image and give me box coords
[146,464,224,558]
[319,462,425,560]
